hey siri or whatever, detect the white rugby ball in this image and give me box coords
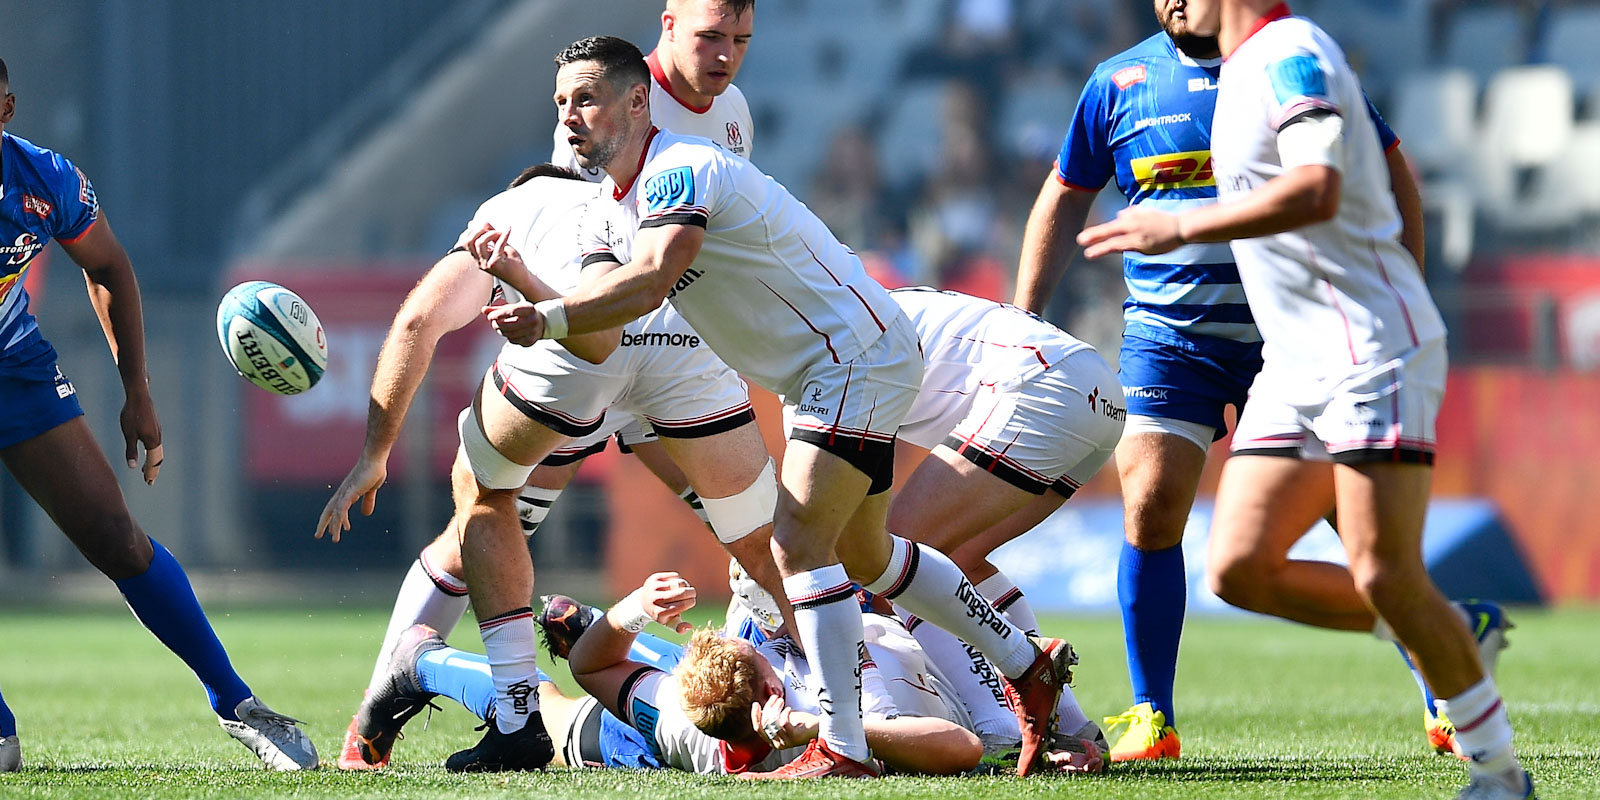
[216,280,328,395]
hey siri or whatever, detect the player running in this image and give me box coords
[1013,0,1433,762]
[0,58,315,771]
[487,36,1074,777]
[1078,3,1533,798]
[316,165,790,772]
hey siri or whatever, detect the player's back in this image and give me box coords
[466,176,601,301]
[0,132,99,354]
[1212,15,1445,369]
[598,129,900,394]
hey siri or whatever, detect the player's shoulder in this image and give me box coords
[718,83,752,116]
[1088,32,1177,87]
[2,132,80,186]
[1244,16,1332,62]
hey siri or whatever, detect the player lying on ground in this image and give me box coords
[360,573,1105,776]
[316,164,791,772]
[0,56,314,772]
[486,36,1073,777]
[1078,2,1532,798]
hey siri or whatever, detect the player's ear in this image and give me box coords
[0,93,15,125]
[662,8,676,40]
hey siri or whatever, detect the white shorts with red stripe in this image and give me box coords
[1231,337,1446,465]
[933,348,1124,496]
[491,304,754,443]
[781,315,922,494]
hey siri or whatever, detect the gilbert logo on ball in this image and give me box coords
[216,280,328,395]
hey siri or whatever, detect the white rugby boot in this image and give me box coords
[219,696,319,770]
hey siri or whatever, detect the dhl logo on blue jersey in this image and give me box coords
[1130,150,1215,190]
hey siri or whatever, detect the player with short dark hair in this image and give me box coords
[480,35,1075,778]
[1078,3,1532,797]
[0,57,315,772]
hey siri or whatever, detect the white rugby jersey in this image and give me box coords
[891,287,1094,450]
[582,128,903,395]
[552,50,754,182]
[1210,11,1444,380]
[618,634,897,775]
[461,176,602,301]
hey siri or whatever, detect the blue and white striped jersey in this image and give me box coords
[0,132,100,354]
[1057,32,1397,360]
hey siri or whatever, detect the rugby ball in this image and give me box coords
[216,280,328,395]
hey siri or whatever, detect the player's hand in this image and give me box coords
[1078,206,1186,259]
[483,301,546,346]
[315,456,387,542]
[1042,740,1106,774]
[119,389,164,485]
[750,694,817,750]
[463,223,528,284]
[640,571,696,633]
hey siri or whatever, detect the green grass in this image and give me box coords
[0,604,1595,798]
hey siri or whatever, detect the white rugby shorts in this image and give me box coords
[1231,338,1446,465]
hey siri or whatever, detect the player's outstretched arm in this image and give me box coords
[570,572,697,716]
[1080,165,1341,260]
[1015,174,1100,314]
[752,695,980,775]
[491,223,707,345]
[315,250,490,540]
[60,214,163,485]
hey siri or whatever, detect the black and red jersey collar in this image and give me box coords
[613,126,661,201]
[647,50,713,114]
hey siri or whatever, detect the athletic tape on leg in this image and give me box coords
[456,408,536,490]
[702,459,777,544]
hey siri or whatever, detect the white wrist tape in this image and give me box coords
[612,588,652,633]
[535,298,569,340]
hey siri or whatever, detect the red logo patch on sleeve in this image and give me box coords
[21,194,53,219]
[1112,65,1148,90]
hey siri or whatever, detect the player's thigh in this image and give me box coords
[1331,461,1433,586]
[1,416,149,563]
[772,437,875,565]
[474,375,575,467]
[945,490,1068,571]
[1115,427,1210,549]
[1209,454,1336,577]
[888,447,1037,554]
[656,420,770,499]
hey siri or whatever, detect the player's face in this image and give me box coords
[554,62,641,171]
[1159,0,1221,38]
[664,0,754,98]
[0,89,13,129]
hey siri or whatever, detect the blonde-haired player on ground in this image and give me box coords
[1079,2,1532,798]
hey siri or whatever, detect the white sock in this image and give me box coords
[479,607,542,733]
[1438,678,1520,779]
[367,556,471,692]
[517,486,563,536]
[866,536,1034,678]
[785,564,869,762]
[900,612,1017,741]
[677,486,710,525]
[973,571,1088,734]
[1372,615,1397,643]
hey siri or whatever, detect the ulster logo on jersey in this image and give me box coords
[1131,150,1215,190]
[726,121,743,149]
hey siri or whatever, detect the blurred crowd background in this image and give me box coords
[1,0,1596,605]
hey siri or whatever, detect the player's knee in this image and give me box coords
[1347,557,1420,611]
[1208,553,1267,611]
[455,407,535,492]
[701,459,777,544]
[1122,485,1193,550]
[76,512,151,579]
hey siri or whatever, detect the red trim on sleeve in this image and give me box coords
[1385,137,1402,154]
[648,50,714,114]
[1051,159,1105,192]
[56,215,99,246]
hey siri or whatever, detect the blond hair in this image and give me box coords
[674,628,763,742]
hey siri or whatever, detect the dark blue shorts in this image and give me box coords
[0,331,84,450]
[1117,334,1261,440]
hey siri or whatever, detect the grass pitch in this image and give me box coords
[0,601,1595,798]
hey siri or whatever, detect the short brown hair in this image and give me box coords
[674,628,763,742]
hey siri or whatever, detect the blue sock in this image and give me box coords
[417,647,495,721]
[1395,644,1439,716]
[1119,541,1186,727]
[113,538,252,719]
[628,632,684,671]
[0,680,16,737]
